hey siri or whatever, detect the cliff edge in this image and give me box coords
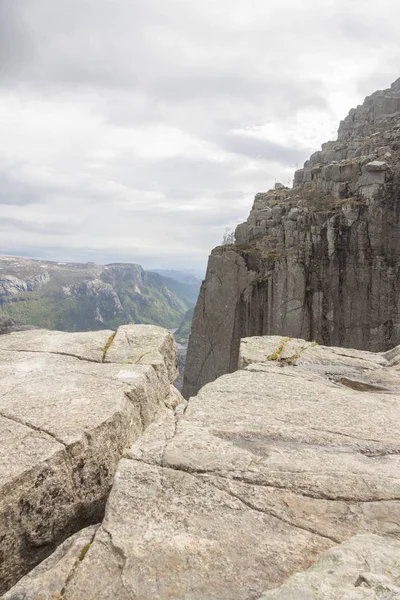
[183,78,400,398]
[6,335,400,598]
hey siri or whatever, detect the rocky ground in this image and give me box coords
[3,331,400,598]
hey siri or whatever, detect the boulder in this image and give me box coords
[0,325,178,593]
[55,336,400,599]
[364,160,388,171]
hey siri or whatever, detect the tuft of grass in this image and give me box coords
[267,338,290,361]
[79,542,92,561]
[286,342,315,365]
[102,331,117,362]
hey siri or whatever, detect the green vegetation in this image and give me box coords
[267,338,290,361]
[79,542,92,561]
[0,288,102,332]
[0,260,199,333]
[102,331,117,362]
[174,307,194,345]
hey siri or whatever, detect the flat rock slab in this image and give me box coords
[61,336,400,599]
[0,325,177,594]
[258,534,400,599]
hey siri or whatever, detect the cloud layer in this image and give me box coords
[1,0,399,270]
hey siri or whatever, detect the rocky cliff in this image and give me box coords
[183,78,400,398]
[0,324,180,593]
[4,333,400,598]
[0,256,198,332]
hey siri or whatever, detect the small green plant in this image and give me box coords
[102,331,117,362]
[79,542,92,561]
[267,338,290,361]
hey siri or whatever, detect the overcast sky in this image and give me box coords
[0,0,399,271]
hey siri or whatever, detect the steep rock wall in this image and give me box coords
[183,78,400,398]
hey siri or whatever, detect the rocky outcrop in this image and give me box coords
[10,335,399,599]
[0,315,35,335]
[0,324,178,594]
[183,78,400,398]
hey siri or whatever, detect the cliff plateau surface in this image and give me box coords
[183,78,400,398]
[5,334,400,599]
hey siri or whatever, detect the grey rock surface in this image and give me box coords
[0,325,177,594]
[3,526,98,600]
[257,534,400,599]
[59,337,400,599]
[183,78,400,398]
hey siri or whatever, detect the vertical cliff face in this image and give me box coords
[183,78,400,399]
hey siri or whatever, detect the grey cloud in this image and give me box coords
[0,170,43,205]
[220,132,310,165]
[0,1,35,77]
[0,216,87,235]
[0,0,399,269]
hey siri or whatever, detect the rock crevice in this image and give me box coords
[0,324,178,594]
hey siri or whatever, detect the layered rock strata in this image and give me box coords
[183,78,400,398]
[0,324,178,594]
[11,336,400,599]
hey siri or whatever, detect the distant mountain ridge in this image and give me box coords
[150,269,203,285]
[0,256,199,332]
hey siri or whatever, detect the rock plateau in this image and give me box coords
[4,333,400,598]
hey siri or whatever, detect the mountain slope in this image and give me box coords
[0,257,190,332]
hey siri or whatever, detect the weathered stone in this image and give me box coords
[105,324,178,383]
[0,325,177,594]
[258,535,400,599]
[0,327,113,362]
[3,526,98,600]
[59,338,400,599]
[183,78,400,397]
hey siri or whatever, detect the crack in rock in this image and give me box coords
[0,410,67,448]
[203,478,341,544]
[134,458,400,504]
[0,348,101,363]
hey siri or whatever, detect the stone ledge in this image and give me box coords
[0,324,177,594]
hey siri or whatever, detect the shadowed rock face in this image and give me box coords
[183,78,400,399]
